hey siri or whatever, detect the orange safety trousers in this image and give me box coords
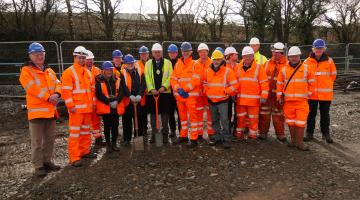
[283,100,309,128]
[91,112,101,138]
[236,105,260,137]
[196,95,214,136]
[177,98,200,140]
[259,101,285,136]
[68,112,92,163]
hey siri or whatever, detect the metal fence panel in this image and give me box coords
[60,40,158,71]
[346,43,360,73]
[0,41,60,85]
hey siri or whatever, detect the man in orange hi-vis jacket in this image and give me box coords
[61,46,96,167]
[19,42,61,177]
[234,46,269,140]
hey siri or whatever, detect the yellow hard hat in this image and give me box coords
[211,50,224,60]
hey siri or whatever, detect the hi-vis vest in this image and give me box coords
[96,78,125,115]
[121,68,146,106]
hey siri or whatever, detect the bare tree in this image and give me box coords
[325,0,360,43]
[157,0,187,40]
[65,0,75,40]
[176,0,202,41]
[202,0,230,41]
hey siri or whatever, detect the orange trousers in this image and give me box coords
[91,112,102,138]
[283,100,309,128]
[177,98,200,140]
[259,100,285,136]
[68,112,92,163]
[236,105,260,136]
[196,96,214,137]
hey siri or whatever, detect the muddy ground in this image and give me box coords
[0,87,360,200]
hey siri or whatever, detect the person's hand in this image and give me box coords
[158,86,165,93]
[110,101,118,109]
[260,98,267,104]
[69,107,76,113]
[151,89,159,95]
[130,95,136,102]
[178,88,185,96]
[135,95,142,102]
[48,94,59,105]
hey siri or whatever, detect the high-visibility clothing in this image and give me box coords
[276,62,316,102]
[19,63,61,120]
[68,112,92,162]
[226,62,239,70]
[96,78,125,115]
[171,57,201,140]
[61,62,94,163]
[61,62,94,113]
[283,101,309,127]
[234,60,269,106]
[89,66,102,138]
[136,60,146,74]
[203,64,239,103]
[236,105,260,137]
[259,56,287,136]
[254,51,268,65]
[121,67,146,106]
[304,55,337,100]
[194,57,214,136]
[144,58,173,93]
[113,63,123,78]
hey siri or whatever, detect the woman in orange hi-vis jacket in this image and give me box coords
[259,42,288,142]
[19,42,61,177]
[276,46,316,151]
[303,39,337,143]
[234,46,269,140]
[203,50,239,149]
[84,50,104,147]
[170,42,202,148]
[61,46,96,167]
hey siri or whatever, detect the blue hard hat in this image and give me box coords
[180,42,192,51]
[102,61,114,70]
[28,42,45,54]
[139,46,149,54]
[312,39,326,48]
[123,54,136,64]
[167,44,178,53]
[112,49,123,58]
[215,47,225,54]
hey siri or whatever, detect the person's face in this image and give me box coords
[198,50,209,60]
[230,54,238,62]
[140,53,149,62]
[29,52,45,66]
[168,52,178,60]
[288,55,301,65]
[75,55,86,66]
[181,50,192,59]
[212,59,223,67]
[103,68,114,78]
[113,57,122,66]
[313,48,325,57]
[243,54,254,66]
[85,58,93,68]
[125,63,135,70]
[273,51,283,61]
[152,50,162,60]
[250,44,260,52]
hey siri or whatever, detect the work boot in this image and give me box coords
[169,130,176,138]
[106,142,113,154]
[44,162,61,172]
[71,160,83,167]
[188,140,198,148]
[288,126,297,148]
[163,133,169,144]
[94,137,106,147]
[303,132,314,142]
[248,133,257,140]
[150,130,157,144]
[123,141,131,147]
[296,127,309,151]
[112,141,120,151]
[276,134,287,143]
[82,152,97,159]
[198,135,205,144]
[208,136,217,146]
[34,167,47,177]
[257,133,267,140]
[322,134,334,143]
[223,141,231,149]
[173,137,189,145]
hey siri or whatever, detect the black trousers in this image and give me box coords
[102,114,119,143]
[306,100,331,135]
[168,93,180,132]
[122,103,146,142]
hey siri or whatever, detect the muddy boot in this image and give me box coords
[188,140,198,148]
[303,132,314,142]
[44,162,61,172]
[71,160,83,167]
[296,127,309,151]
[95,137,106,147]
[149,130,157,144]
[173,137,189,145]
[288,126,297,148]
[197,135,204,144]
[34,167,47,177]
[208,135,217,146]
[169,130,176,138]
[112,141,120,151]
[105,141,113,154]
[276,134,287,142]
[322,134,334,143]
[82,152,97,159]
[258,133,267,140]
[223,141,231,149]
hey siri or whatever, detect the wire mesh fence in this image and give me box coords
[346,43,360,73]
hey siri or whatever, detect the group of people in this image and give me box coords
[20,37,336,177]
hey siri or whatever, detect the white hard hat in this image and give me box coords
[197,43,209,51]
[288,46,302,56]
[249,37,260,45]
[242,46,255,56]
[73,46,87,56]
[86,50,94,59]
[272,42,285,52]
[224,47,238,56]
[152,43,163,51]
